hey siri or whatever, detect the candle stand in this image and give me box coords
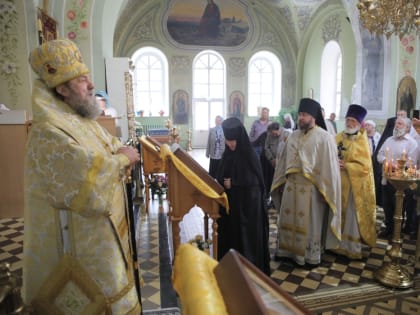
[375,158,418,289]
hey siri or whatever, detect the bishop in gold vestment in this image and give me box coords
[334,104,376,259]
[23,39,141,314]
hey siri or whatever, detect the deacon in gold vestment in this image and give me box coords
[334,105,376,259]
[272,98,342,266]
[23,39,141,314]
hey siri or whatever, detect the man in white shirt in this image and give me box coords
[376,117,419,239]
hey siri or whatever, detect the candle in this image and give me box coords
[402,149,406,160]
[386,147,389,161]
[383,161,388,174]
[391,158,394,175]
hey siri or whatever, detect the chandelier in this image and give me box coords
[357,0,420,38]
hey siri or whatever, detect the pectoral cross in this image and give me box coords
[337,141,346,160]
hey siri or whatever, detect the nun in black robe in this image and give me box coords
[215,117,271,275]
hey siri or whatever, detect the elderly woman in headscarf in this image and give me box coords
[215,117,271,275]
[283,113,295,131]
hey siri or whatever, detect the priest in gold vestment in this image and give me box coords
[272,98,341,266]
[23,39,141,314]
[334,104,376,259]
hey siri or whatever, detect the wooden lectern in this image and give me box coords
[96,116,119,137]
[139,136,166,214]
[164,145,227,260]
[214,249,312,314]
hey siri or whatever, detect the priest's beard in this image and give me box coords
[345,125,360,135]
[298,120,312,132]
[393,127,406,138]
[66,93,102,119]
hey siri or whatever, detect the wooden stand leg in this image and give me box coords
[204,213,209,241]
[172,216,182,258]
[211,218,219,260]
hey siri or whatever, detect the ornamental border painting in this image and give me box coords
[173,89,189,125]
[396,76,417,116]
[164,0,251,47]
[229,90,244,123]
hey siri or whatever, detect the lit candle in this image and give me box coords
[391,158,394,175]
[386,147,389,161]
[402,149,406,160]
[383,161,388,174]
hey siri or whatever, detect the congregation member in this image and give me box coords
[365,119,383,205]
[24,39,141,314]
[215,117,271,275]
[95,89,118,117]
[328,112,338,133]
[249,106,271,157]
[283,113,295,131]
[334,104,376,259]
[377,117,419,239]
[264,122,290,205]
[364,120,381,155]
[372,110,410,207]
[322,107,337,136]
[205,115,225,177]
[273,98,341,266]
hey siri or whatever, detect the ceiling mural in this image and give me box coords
[164,0,252,47]
[114,0,334,55]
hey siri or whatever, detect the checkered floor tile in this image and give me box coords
[1,202,419,313]
[268,207,419,297]
[0,217,24,284]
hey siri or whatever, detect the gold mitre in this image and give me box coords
[29,39,89,88]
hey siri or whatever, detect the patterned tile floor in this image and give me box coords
[1,150,420,314]
[3,204,419,314]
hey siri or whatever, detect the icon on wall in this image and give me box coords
[396,76,416,116]
[229,90,244,123]
[37,8,58,45]
[173,89,189,124]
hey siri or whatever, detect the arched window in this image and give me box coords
[192,50,226,129]
[320,41,342,118]
[131,47,169,116]
[248,51,281,117]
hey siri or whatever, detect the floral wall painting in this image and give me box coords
[400,34,416,77]
[66,0,90,42]
[165,0,251,47]
[37,8,58,45]
[229,90,244,123]
[173,89,189,125]
[0,0,21,106]
[396,76,416,115]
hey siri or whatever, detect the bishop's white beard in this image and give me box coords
[393,127,406,138]
[67,95,102,119]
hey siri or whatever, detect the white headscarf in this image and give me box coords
[283,113,295,130]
